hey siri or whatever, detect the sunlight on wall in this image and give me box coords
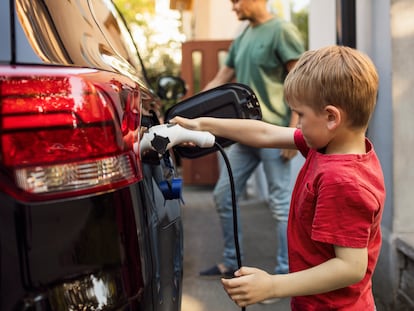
[181,294,205,311]
[392,4,414,38]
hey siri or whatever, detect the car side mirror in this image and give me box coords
[164,83,261,158]
[156,76,187,101]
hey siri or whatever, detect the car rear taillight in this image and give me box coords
[0,66,142,201]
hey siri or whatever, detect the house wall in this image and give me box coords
[391,0,414,239]
[389,0,414,308]
[190,0,241,40]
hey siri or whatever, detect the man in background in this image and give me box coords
[199,0,305,282]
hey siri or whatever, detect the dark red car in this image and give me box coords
[0,0,187,310]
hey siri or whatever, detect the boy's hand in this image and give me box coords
[169,116,201,131]
[221,266,276,307]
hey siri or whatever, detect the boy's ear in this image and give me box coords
[325,105,341,130]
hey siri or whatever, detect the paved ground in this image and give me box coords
[180,185,291,311]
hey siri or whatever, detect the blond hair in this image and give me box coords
[284,45,379,129]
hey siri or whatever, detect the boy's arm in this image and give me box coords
[170,116,297,150]
[222,246,368,307]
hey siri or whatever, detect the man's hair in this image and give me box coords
[284,45,379,129]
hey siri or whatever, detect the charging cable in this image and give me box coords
[138,124,245,310]
[215,142,245,311]
[214,142,242,269]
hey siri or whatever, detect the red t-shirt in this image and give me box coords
[289,130,385,311]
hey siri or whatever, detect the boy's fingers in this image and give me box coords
[221,267,257,290]
[169,116,179,124]
[237,266,257,276]
[221,277,238,288]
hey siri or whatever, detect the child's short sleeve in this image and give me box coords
[294,129,309,157]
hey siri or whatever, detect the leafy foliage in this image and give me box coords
[113,0,184,113]
[114,0,155,21]
[113,0,183,86]
[292,8,309,50]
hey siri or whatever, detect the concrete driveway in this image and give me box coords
[180,185,292,311]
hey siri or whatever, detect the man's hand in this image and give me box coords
[280,148,298,161]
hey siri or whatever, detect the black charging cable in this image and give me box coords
[215,142,245,311]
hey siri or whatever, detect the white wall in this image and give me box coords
[309,0,336,49]
[391,0,414,234]
[191,0,241,40]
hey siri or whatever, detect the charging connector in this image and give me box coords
[136,124,245,310]
[137,123,215,155]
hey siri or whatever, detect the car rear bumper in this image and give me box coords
[0,177,182,311]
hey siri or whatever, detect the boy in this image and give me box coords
[171,45,385,310]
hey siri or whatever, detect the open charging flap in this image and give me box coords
[164,83,262,158]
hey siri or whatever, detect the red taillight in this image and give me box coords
[0,66,142,201]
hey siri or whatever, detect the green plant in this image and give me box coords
[292,8,309,50]
[114,0,183,89]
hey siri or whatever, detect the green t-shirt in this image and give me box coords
[226,17,304,126]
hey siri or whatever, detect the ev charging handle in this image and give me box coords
[136,123,215,155]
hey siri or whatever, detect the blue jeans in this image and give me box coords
[213,143,292,274]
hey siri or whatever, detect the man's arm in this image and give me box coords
[203,66,235,91]
[280,110,299,160]
[285,59,298,72]
[280,59,300,160]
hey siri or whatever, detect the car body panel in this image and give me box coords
[1,1,183,310]
[1,186,146,310]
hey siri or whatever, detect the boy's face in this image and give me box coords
[290,101,333,150]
